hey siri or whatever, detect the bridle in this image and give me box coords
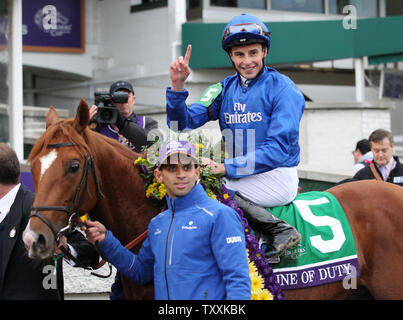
[30,142,104,245]
[29,140,153,278]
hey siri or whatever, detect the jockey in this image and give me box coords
[166,13,304,258]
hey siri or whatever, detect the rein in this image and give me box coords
[94,229,149,271]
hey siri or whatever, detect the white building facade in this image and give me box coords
[2,0,403,171]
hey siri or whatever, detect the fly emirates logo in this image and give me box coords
[224,102,262,125]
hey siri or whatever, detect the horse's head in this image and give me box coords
[23,99,103,259]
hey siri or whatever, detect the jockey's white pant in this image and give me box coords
[224,167,299,208]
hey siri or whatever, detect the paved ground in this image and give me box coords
[63,260,117,300]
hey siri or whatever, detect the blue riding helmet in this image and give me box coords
[222,13,271,52]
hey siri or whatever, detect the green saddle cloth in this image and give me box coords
[266,191,359,289]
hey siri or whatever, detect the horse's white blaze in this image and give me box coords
[39,149,58,180]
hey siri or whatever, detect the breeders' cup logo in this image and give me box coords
[34,5,72,37]
[282,243,306,260]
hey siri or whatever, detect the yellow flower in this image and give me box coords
[258,289,273,300]
[195,143,204,153]
[250,271,264,293]
[248,261,257,274]
[223,193,229,200]
[251,292,260,300]
[251,289,273,300]
[146,183,157,198]
[134,157,143,165]
[158,184,167,199]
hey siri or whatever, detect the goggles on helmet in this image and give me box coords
[222,23,269,41]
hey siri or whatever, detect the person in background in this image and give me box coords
[352,139,373,173]
[89,80,160,152]
[353,129,403,186]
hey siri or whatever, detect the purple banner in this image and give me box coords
[273,256,360,290]
[23,0,84,52]
[0,0,85,52]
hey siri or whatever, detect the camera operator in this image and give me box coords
[89,81,159,152]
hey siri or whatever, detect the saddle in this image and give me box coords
[233,192,301,263]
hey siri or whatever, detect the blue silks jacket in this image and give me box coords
[166,67,305,178]
[99,182,251,300]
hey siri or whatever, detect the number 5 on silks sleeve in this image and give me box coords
[197,83,222,120]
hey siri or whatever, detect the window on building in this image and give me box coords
[188,0,203,20]
[328,0,378,17]
[386,0,403,16]
[271,0,324,13]
[210,0,266,10]
[189,0,202,9]
[130,0,167,13]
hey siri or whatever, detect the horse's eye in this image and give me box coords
[68,161,80,174]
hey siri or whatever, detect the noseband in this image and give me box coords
[30,142,104,245]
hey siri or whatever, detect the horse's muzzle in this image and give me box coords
[22,225,55,260]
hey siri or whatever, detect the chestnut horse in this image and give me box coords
[23,100,159,299]
[23,100,403,299]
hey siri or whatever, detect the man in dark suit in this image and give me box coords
[0,143,99,299]
[352,129,403,185]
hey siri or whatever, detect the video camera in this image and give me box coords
[93,89,128,124]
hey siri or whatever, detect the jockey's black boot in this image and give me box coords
[234,192,301,259]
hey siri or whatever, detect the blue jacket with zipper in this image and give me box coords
[166,66,305,178]
[99,182,251,300]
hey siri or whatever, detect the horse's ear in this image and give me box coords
[74,99,90,133]
[46,106,59,129]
